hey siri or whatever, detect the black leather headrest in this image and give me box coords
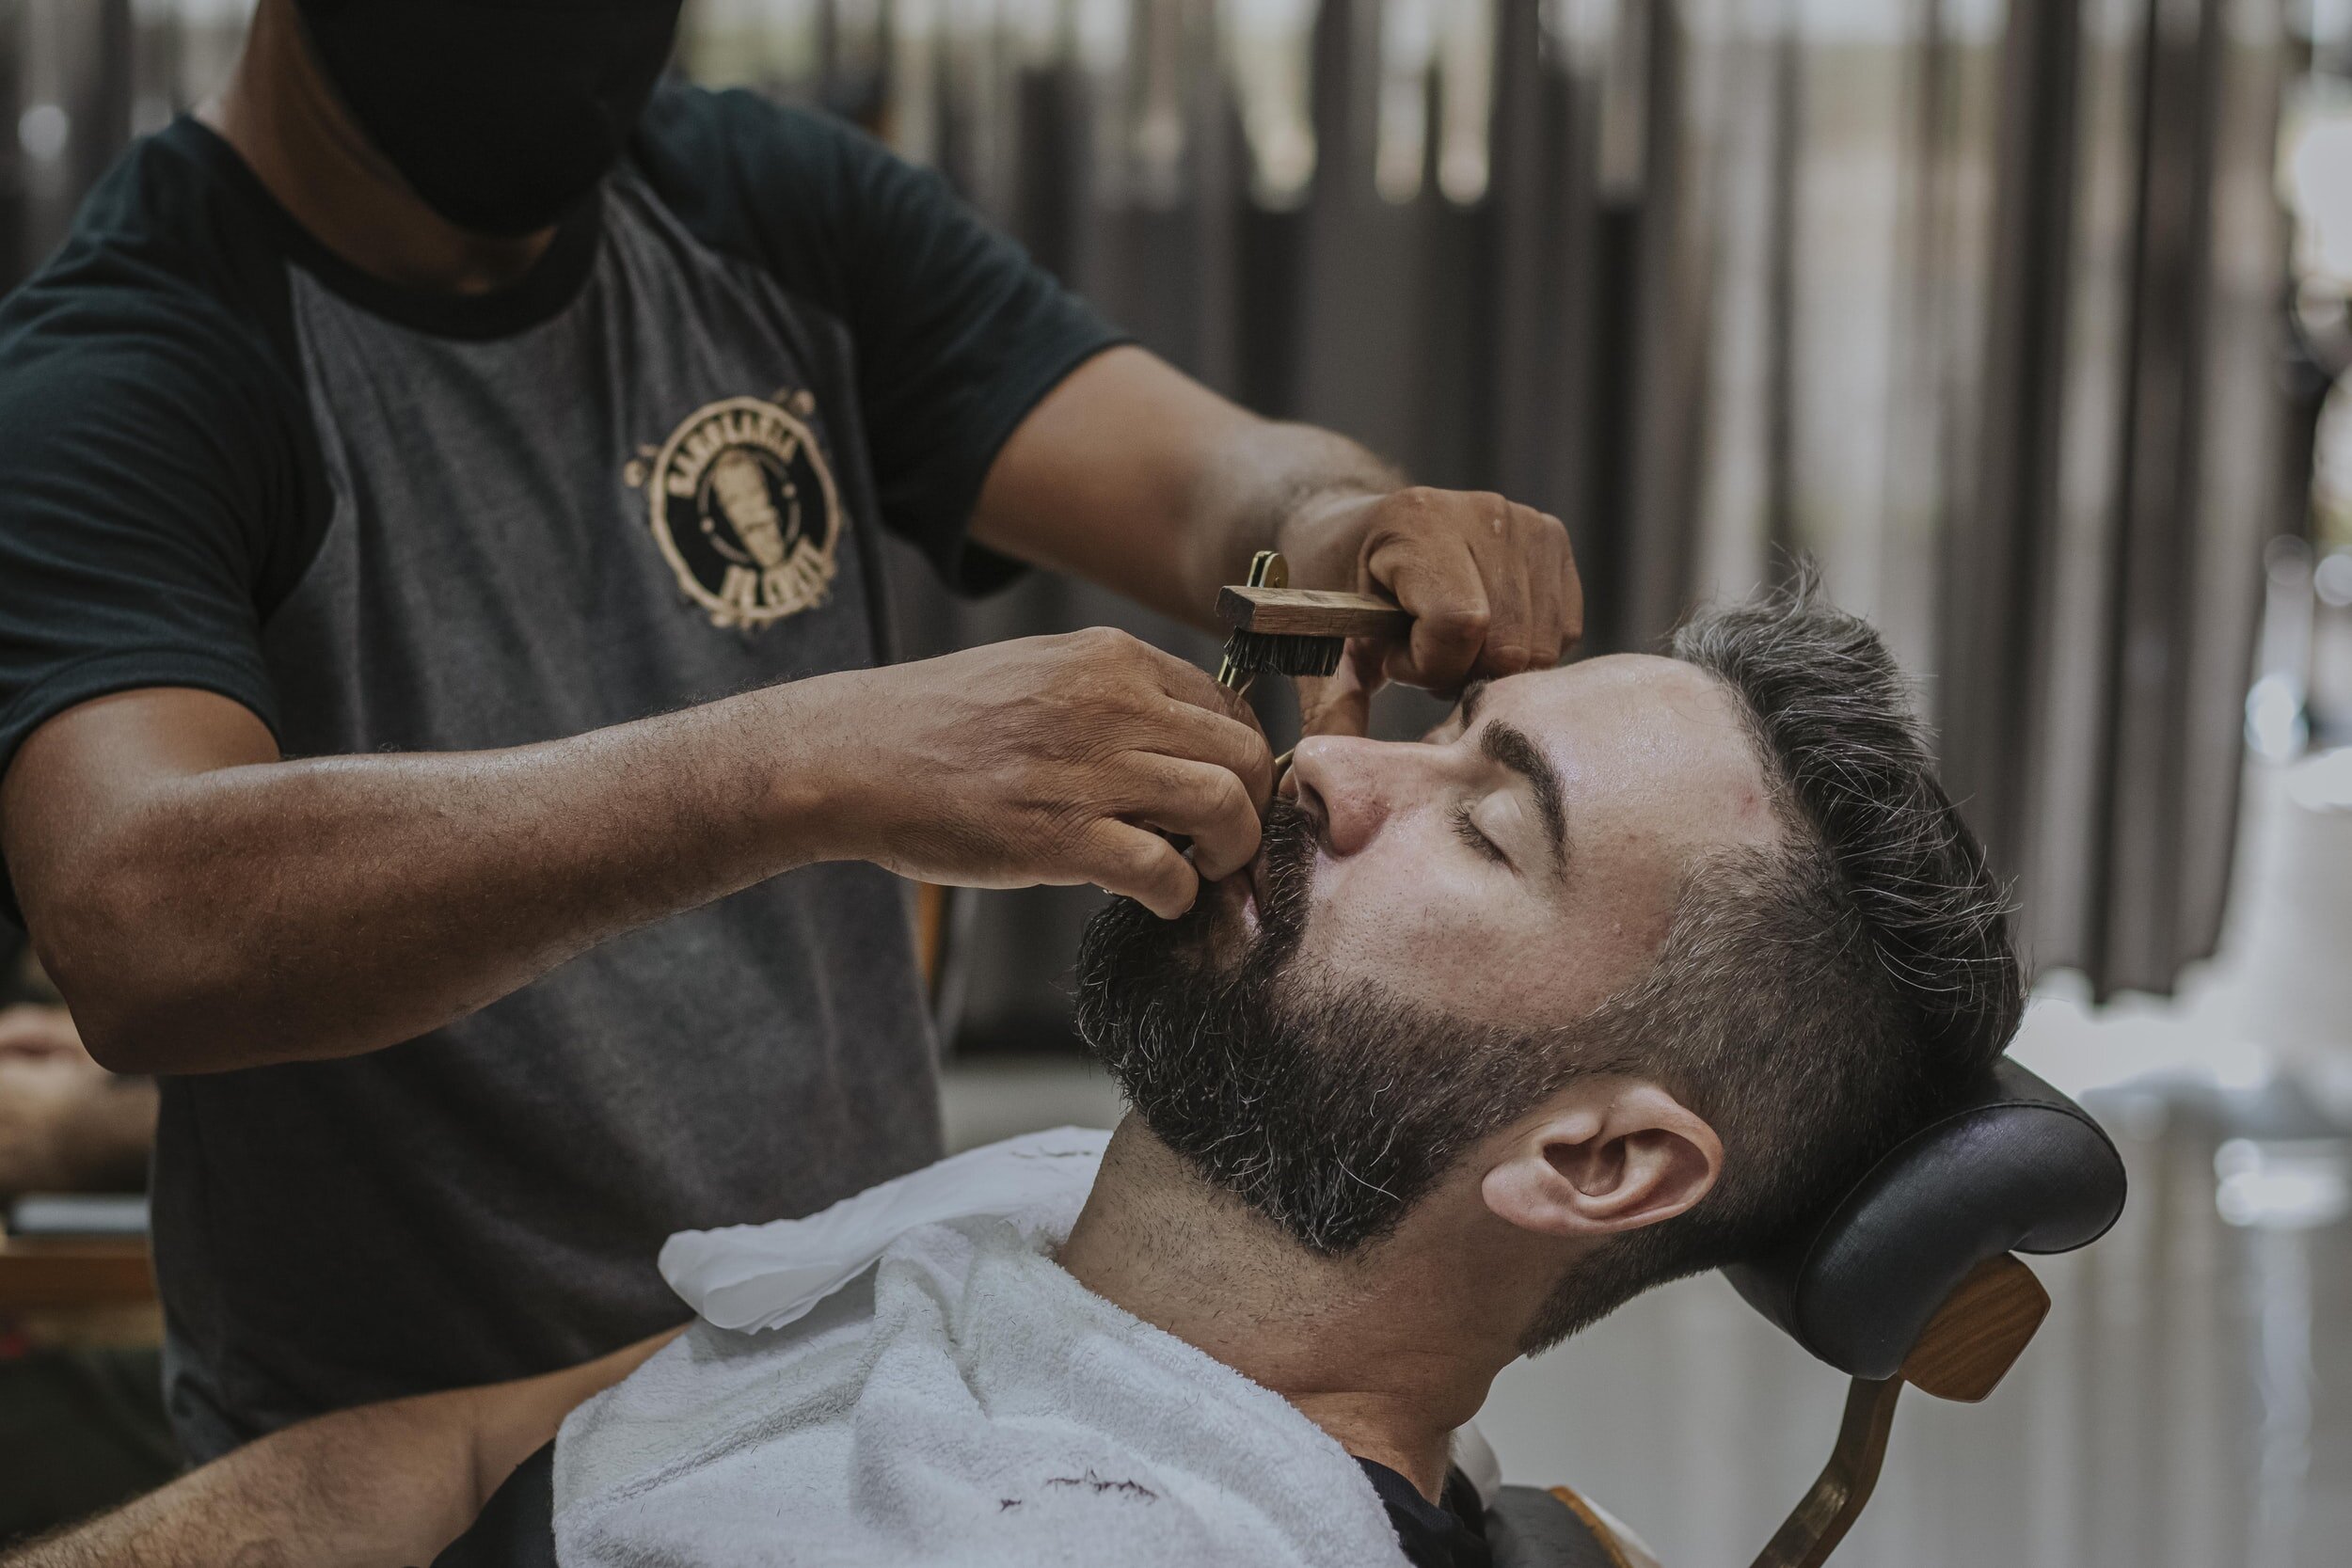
[1722,1058,2126,1381]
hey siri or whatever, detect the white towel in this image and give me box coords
[553,1129,1413,1567]
[657,1126,1118,1334]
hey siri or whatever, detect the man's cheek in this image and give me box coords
[1296,888,1432,990]
[1335,893,1506,1008]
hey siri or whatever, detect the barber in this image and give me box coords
[0,0,1581,1461]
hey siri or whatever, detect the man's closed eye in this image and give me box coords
[1451,800,1510,864]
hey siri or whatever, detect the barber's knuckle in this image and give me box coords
[1120,837,1174,885]
[1047,660,1103,706]
[1244,748,1276,793]
[1078,832,1129,882]
[1430,604,1490,643]
[1386,486,1444,525]
[1064,762,1125,820]
[1165,767,1210,815]
[1207,769,1252,820]
[1071,626,1139,673]
[1050,762,1103,810]
[1487,642,1535,673]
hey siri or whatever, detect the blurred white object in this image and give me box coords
[2284,107,2352,291]
[2249,536,2314,762]
[2217,1138,2352,1230]
[6,1193,150,1236]
[1224,0,1319,207]
[16,104,70,163]
[2287,746,2352,812]
[2314,549,2352,609]
[2249,673,2311,761]
[1376,0,1437,203]
[2220,758,2352,1059]
[1436,0,1496,204]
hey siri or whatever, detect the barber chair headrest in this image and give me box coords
[1723,1057,2126,1385]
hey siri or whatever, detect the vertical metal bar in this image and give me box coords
[1746,1376,1906,1568]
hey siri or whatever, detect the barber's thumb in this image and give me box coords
[1295,640,1382,738]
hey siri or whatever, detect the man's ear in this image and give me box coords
[1479,1079,1724,1239]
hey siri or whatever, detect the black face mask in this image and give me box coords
[294,0,684,239]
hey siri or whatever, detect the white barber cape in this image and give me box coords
[552,1129,1419,1567]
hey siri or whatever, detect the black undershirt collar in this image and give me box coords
[1356,1456,1493,1568]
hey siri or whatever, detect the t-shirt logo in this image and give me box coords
[628,390,841,630]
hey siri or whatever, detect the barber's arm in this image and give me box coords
[973,344,1584,736]
[0,1327,680,1568]
[3,626,1268,1075]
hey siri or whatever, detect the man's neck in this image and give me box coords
[1057,1118,1574,1502]
[198,0,553,296]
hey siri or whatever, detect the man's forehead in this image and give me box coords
[1457,654,1729,728]
[1460,656,1774,823]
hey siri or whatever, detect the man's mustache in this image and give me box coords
[1241,797,1319,960]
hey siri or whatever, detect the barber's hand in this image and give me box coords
[0,1053,85,1194]
[819,629,1273,918]
[1278,486,1581,736]
[0,1005,155,1196]
[0,1001,88,1061]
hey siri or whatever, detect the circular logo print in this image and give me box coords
[635,393,841,630]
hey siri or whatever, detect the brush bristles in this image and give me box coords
[1219,627,1345,678]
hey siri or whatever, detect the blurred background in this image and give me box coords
[5,0,2352,1562]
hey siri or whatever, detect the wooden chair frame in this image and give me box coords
[1747,1254,2051,1568]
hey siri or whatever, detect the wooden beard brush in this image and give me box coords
[1214,550,1409,695]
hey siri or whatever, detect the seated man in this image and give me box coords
[4,582,2021,1568]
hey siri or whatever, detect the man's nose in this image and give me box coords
[1286,734,1410,857]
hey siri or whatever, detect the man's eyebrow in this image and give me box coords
[1479,719,1569,875]
[1457,680,1490,728]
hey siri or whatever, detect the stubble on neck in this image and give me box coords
[1057,1116,1565,1502]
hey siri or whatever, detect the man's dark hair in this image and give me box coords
[1534,573,2023,1343]
[1075,575,2023,1350]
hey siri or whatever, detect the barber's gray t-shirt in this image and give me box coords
[0,88,1119,1457]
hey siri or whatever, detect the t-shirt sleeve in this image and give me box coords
[636,89,1127,592]
[0,282,304,820]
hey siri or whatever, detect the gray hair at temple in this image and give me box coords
[1534,571,2025,1346]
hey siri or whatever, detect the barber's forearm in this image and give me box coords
[463,1326,685,1501]
[0,1387,485,1568]
[8,682,864,1075]
[0,1328,683,1568]
[972,346,1402,630]
[1172,419,1405,618]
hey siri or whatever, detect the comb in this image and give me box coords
[1214,551,1409,693]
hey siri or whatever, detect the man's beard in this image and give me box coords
[1073,800,1584,1258]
